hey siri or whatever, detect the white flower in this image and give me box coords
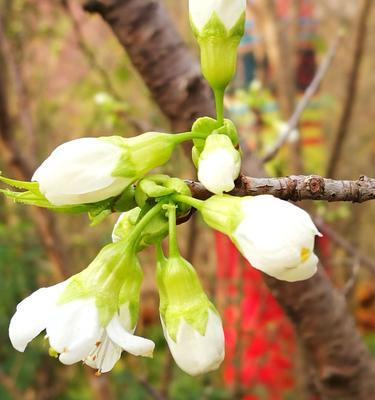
[189,0,246,32]
[33,133,177,206]
[9,281,154,373]
[200,195,321,282]
[157,254,225,376]
[33,138,130,206]
[198,134,241,194]
[162,309,225,376]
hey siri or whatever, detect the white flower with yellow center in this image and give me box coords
[9,242,154,373]
[200,194,322,282]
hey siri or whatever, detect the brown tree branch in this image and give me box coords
[187,174,375,203]
[326,0,373,178]
[262,35,342,163]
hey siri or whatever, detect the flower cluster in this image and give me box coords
[2,0,321,377]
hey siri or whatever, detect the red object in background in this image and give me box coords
[215,232,295,399]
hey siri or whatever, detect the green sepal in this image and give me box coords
[113,206,169,251]
[0,188,91,214]
[157,255,215,342]
[194,12,245,91]
[135,175,191,216]
[200,195,244,236]
[102,133,176,179]
[191,117,221,153]
[58,241,143,327]
[214,119,239,146]
[0,175,41,194]
[113,185,137,212]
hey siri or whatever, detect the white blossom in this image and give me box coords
[233,195,321,281]
[198,142,241,194]
[162,309,225,376]
[189,0,246,32]
[9,281,154,373]
[32,138,129,206]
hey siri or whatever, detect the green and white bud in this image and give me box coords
[189,0,246,90]
[32,133,177,206]
[198,134,241,194]
[157,253,225,376]
[200,194,322,282]
[9,241,154,373]
[112,208,169,250]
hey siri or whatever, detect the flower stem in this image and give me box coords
[167,201,180,258]
[127,201,165,246]
[173,194,204,210]
[214,88,225,126]
[174,131,209,143]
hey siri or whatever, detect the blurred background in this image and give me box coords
[0,0,375,399]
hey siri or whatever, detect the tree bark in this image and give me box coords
[265,269,375,399]
[82,2,375,398]
[83,0,214,132]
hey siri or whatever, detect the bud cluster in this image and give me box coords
[2,0,322,378]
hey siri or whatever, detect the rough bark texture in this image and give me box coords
[83,0,214,132]
[187,174,375,203]
[84,2,375,398]
[265,269,375,400]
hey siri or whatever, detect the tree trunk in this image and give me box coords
[83,0,214,132]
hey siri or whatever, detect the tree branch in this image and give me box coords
[187,174,375,203]
[262,35,342,163]
[326,0,373,178]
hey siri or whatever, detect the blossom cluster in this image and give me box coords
[1,0,321,377]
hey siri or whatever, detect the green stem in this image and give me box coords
[167,201,179,258]
[174,131,210,143]
[127,201,164,247]
[214,88,225,126]
[173,194,204,210]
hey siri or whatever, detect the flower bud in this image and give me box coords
[157,254,225,376]
[9,241,154,372]
[198,134,241,194]
[200,194,322,282]
[32,133,176,206]
[189,0,246,90]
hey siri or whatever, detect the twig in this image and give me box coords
[314,216,375,275]
[138,377,167,400]
[0,18,37,164]
[187,174,375,203]
[262,35,342,163]
[326,0,372,177]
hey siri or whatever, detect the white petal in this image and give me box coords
[189,0,246,31]
[106,314,154,357]
[274,253,319,282]
[9,281,68,352]
[112,213,127,243]
[84,333,122,373]
[164,310,225,376]
[32,138,130,205]
[46,298,101,364]
[234,195,320,276]
[198,148,240,194]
